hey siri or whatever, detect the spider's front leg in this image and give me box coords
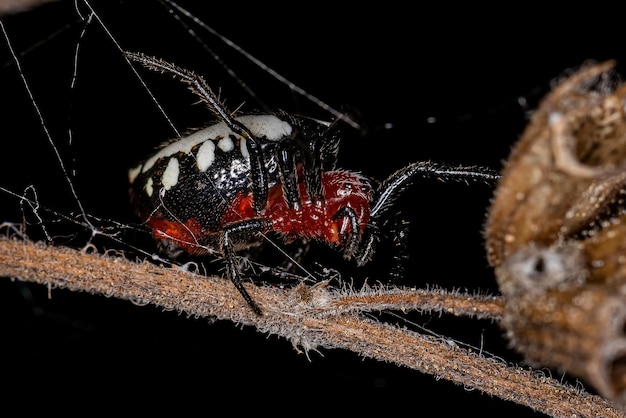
[125,51,272,212]
[346,161,502,267]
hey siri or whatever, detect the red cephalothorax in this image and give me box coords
[221,171,373,246]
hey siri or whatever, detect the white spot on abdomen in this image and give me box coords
[217,136,234,152]
[145,177,154,197]
[161,158,180,190]
[240,138,249,158]
[237,114,292,140]
[196,140,216,172]
[139,114,293,173]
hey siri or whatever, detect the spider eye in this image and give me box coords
[336,182,353,197]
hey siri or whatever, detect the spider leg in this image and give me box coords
[227,120,269,213]
[221,218,273,315]
[351,217,410,280]
[272,117,338,209]
[274,140,301,210]
[298,118,343,206]
[125,52,270,212]
[351,161,501,267]
[353,224,378,267]
[387,217,411,282]
[370,161,501,219]
[303,115,346,204]
[301,134,325,205]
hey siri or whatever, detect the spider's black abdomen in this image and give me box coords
[129,115,297,229]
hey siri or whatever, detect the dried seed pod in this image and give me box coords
[485,60,626,405]
[486,60,626,267]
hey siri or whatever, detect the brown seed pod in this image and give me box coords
[485,59,626,405]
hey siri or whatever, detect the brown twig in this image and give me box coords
[325,287,503,320]
[0,236,622,417]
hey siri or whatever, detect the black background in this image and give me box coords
[2,2,625,416]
